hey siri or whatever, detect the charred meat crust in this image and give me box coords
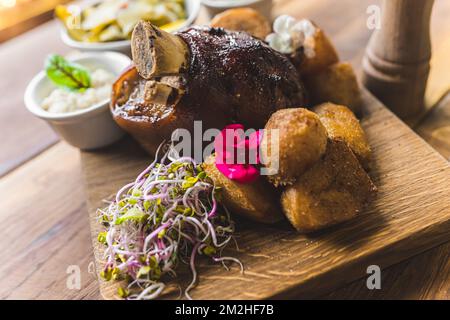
[178,26,307,128]
[111,26,307,155]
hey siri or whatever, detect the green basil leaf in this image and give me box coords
[45,54,91,91]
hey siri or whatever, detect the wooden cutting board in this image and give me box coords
[81,89,450,300]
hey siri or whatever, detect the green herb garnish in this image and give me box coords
[45,54,91,92]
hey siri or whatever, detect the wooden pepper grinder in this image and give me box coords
[362,0,434,119]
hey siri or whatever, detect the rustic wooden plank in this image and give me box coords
[317,103,450,301]
[0,21,69,176]
[0,20,69,177]
[416,92,450,161]
[81,89,450,299]
[425,0,450,110]
[321,242,450,299]
[1,0,449,300]
[0,142,100,299]
[321,92,450,300]
[82,0,450,300]
[80,0,450,300]
[321,1,450,299]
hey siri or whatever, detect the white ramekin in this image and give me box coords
[24,52,131,150]
[201,0,273,21]
[60,0,201,54]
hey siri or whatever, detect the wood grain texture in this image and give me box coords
[81,89,450,299]
[325,92,450,300]
[0,21,69,177]
[425,1,450,109]
[1,0,450,300]
[416,92,450,161]
[321,241,450,299]
[0,142,100,299]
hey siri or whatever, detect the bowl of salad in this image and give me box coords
[57,0,200,54]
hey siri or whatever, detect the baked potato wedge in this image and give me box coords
[314,103,371,169]
[304,62,362,113]
[292,24,339,76]
[203,155,283,224]
[260,108,328,187]
[210,8,271,40]
[281,139,377,233]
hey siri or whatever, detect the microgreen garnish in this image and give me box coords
[45,54,91,91]
[97,144,242,300]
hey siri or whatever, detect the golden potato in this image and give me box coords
[203,154,283,224]
[210,8,271,40]
[303,62,362,113]
[260,108,328,187]
[314,103,371,169]
[291,25,339,76]
[281,139,377,233]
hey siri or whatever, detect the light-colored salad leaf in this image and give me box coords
[45,54,91,91]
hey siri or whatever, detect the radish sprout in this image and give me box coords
[97,144,241,300]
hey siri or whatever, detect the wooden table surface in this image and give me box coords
[0,0,449,300]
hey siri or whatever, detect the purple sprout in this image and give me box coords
[97,144,242,300]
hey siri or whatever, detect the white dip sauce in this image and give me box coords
[41,69,115,113]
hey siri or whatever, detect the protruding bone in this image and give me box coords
[131,21,190,79]
[144,79,184,106]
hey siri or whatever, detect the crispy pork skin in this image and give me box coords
[112,23,307,155]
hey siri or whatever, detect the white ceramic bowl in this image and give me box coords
[201,0,273,20]
[24,52,130,150]
[60,0,201,54]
